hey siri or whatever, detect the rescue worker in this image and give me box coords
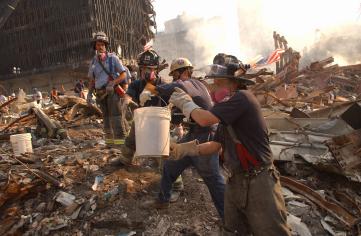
[33,88,42,105]
[168,54,291,235]
[120,49,165,161]
[141,58,225,219]
[50,87,58,101]
[117,50,184,201]
[87,31,129,148]
[74,80,85,98]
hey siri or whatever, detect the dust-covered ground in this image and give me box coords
[1,124,360,235]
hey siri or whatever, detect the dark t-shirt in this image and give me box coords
[158,78,215,138]
[74,82,84,93]
[126,77,166,106]
[211,90,272,171]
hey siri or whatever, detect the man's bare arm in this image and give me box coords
[191,109,220,127]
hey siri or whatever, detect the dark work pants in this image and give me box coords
[222,165,291,236]
[97,92,128,141]
[159,131,225,219]
[125,122,136,150]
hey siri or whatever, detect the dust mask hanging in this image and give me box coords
[212,87,231,103]
[96,50,107,61]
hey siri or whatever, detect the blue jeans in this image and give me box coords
[159,131,225,219]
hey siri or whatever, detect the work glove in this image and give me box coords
[86,92,94,106]
[169,140,200,160]
[169,87,200,120]
[106,81,115,95]
[139,89,152,107]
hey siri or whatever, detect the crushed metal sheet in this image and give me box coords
[280,176,359,228]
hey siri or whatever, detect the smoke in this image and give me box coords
[301,24,361,67]
[183,0,273,67]
[153,0,361,71]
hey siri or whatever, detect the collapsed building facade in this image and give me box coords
[0,0,156,94]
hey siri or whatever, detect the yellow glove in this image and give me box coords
[169,140,200,160]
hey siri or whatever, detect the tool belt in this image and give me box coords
[95,88,107,101]
[224,163,271,180]
[237,163,271,177]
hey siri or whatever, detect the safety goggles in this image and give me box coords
[205,64,228,77]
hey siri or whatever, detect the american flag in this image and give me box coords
[251,49,285,68]
[266,48,285,64]
[143,40,153,51]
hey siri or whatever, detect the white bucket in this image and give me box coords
[10,133,33,156]
[134,107,171,157]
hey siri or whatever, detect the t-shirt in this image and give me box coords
[0,95,7,103]
[156,78,213,110]
[212,90,272,171]
[88,53,127,89]
[34,91,42,101]
[126,77,165,106]
[74,82,84,93]
[157,78,214,129]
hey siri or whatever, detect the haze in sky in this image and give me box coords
[153,0,361,66]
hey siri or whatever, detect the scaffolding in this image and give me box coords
[0,0,156,77]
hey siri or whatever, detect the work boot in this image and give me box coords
[170,191,181,203]
[109,153,132,166]
[120,144,135,160]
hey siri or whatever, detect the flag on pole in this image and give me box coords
[143,40,153,51]
[251,49,285,68]
[266,48,285,64]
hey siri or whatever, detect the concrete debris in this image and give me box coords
[55,191,76,207]
[1,31,361,235]
[287,214,312,236]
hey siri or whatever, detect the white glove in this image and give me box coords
[139,89,152,106]
[169,87,200,120]
[169,140,200,160]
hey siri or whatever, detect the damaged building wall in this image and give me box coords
[0,0,156,77]
[1,68,87,95]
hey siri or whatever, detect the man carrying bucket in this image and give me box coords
[115,49,167,163]
[168,54,290,235]
[142,58,225,220]
[113,49,185,202]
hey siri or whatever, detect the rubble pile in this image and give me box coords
[252,56,361,111]
[247,53,361,235]
[0,59,361,235]
[0,95,222,235]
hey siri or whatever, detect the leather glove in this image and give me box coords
[169,140,200,160]
[139,89,152,106]
[86,92,94,106]
[169,87,200,120]
[106,81,115,95]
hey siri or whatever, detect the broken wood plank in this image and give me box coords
[1,113,34,133]
[0,97,17,111]
[31,108,58,138]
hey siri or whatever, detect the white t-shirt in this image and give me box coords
[34,91,42,101]
[0,95,7,103]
